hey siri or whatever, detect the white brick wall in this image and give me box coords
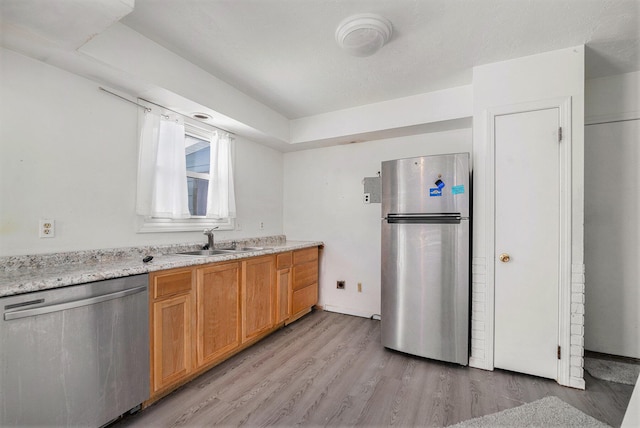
[469,258,489,369]
[569,263,586,389]
[469,258,586,390]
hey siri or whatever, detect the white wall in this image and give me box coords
[290,86,472,145]
[585,72,640,124]
[283,129,472,318]
[584,71,640,359]
[0,48,283,256]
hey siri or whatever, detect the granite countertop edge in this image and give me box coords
[0,240,323,298]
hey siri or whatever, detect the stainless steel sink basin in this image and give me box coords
[176,247,271,256]
[177,249,237,256]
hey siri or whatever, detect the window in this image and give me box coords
[185,130,211,217]
[136,110,235,233]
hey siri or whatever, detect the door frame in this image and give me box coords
[484,97,572,386]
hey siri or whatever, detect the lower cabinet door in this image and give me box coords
[197,262,241,367]
[152,293,193,393]
[243,256,276,342]
[276,267,292,324]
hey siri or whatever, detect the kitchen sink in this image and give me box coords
[176,247,270,256]
[177,249,238,256]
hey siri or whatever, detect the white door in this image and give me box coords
[494,108,560,380]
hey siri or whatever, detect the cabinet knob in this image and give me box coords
[499,253,511,263]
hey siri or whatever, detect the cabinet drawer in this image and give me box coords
[292,261,318,290]
[152,269,193,299]
[276,252,292,269]
[292,283,318,315]
[293,247,318,265]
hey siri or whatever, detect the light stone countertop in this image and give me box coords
[0,237,322,298]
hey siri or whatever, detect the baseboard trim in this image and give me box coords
[585,350,640,364]
[322,305,373,319]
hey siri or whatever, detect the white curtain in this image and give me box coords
[136,111,191,219]
[207,131,237,219]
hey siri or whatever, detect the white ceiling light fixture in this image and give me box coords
[192,112,211,120]
[335,13,393,57]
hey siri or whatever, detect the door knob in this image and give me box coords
[499,253,511,263]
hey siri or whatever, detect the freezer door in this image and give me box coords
[381,153,470,217]
[381,220,469,365]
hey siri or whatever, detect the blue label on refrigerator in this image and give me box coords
[452,184,465,195]
[429,188,442,197]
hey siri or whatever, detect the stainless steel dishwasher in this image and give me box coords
[0,274,149,427]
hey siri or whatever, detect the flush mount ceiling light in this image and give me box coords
[335,13,392,57]
[191,113,211,120]
[192,112,211,120]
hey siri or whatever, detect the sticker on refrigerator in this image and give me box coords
[452,185,465,195]
[429,188,442,197]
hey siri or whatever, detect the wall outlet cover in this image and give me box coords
[39,219,55,238]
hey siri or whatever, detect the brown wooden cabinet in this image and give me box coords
[148,246,319,404]
[242,255,276,342]
[149,268,195,394]
[291,247,319,320]
[196,261,241,367]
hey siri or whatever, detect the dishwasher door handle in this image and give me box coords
[4,285,147,321]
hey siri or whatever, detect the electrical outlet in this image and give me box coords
[236,222,242,231]
[39,219,55,238]
[259,221,264,230]
[357,282,362,292]
[337,280,345,289]
[363,193,371,204]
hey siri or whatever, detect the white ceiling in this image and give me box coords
[1,0,639,123]
[0,0,134,50]
[119,0,640,119]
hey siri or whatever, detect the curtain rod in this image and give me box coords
[99,87,151,112]
[99,86,234,135]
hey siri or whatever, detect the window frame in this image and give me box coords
[136,111,235,233]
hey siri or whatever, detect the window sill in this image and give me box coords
[137,216,234,233]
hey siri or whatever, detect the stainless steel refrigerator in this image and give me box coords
[381,153,470,365]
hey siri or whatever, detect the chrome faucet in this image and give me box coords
[203,227,218,249]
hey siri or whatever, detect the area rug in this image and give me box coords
[448,396,610,427]
[585,357,640,385]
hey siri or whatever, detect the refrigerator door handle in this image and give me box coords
[386,213,463,224]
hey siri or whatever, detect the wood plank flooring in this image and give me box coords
[113,310,634,427]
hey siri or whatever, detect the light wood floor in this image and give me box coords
[114,310,634,427]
